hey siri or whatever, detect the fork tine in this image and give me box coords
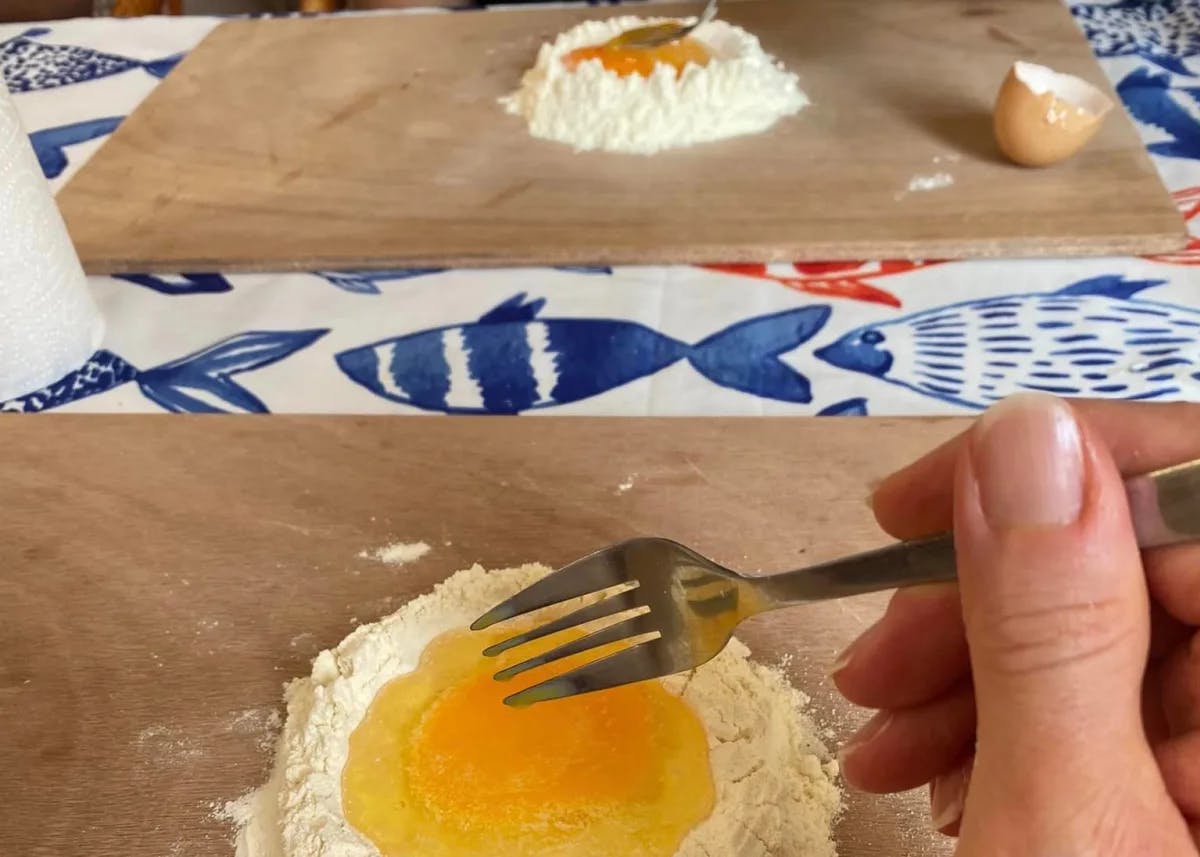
[471,546,632,631]
[482,585,642,658]
[493,610,657,682]
[503,636,673,707]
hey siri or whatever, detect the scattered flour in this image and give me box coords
[905,172,955,193]
[288,632,317,651]
[357,541,430,567]
[616,473,638,494]
[136,724,203,763]
[502,16,809,154]
[229,707,284,753]
[227,563,841,857]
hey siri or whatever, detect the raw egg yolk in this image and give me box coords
[341,625,715,856]
[563,33,711,79]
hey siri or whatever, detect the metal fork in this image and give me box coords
[473,458,1200,706]
[611,0,719,50]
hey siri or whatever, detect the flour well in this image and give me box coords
[502,17,809,154]
[230,563,840,857]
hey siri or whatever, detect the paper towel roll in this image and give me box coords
[0,78,104,402]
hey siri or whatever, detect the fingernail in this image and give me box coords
[838,711,891,766]
[974,394,1083,529]
[930,765,968,831]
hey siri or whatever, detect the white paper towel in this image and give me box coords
[0,78,103,401]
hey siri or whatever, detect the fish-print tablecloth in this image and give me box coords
[3,2,1200,416]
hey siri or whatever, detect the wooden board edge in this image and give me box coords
[75,228,1188,275]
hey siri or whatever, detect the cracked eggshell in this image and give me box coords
[993,61,1114,167]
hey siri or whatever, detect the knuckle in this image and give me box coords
[1144,544,1200,624]
[970,596,1139,678]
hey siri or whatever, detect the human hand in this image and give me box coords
[832,395,1200,854]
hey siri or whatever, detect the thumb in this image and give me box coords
[953,394,1160,840]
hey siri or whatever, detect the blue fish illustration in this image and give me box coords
[818,397,868,417]
[1,27,182,93]
[317,265,612,295]
[1116,67,1200,160]
[30,116,123,179]
[336,293,831,413]
[113,273,234,295]
[317,268,447,294]
[815,276,1200,409]
[1072,0,1200,75]
[1,329,326,414]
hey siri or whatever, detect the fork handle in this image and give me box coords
[758,457,1200,605]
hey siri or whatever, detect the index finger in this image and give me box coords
[873,400,1200,540]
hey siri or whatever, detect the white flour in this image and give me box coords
[135,724,203,763]
[894,171,955,200]
[231,563,840,857]
[229,707,285,753]
[906,172,955,193]
[357,541,430,566]
[502,17,809,154]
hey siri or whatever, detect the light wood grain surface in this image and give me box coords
[0,416,970,856]
[56,0,1182,274]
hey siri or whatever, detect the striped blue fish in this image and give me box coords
[336,293,831,413]
[815,276,1200,409]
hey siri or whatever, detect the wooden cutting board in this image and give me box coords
[2,415,965,856]
[56,0,1182,274]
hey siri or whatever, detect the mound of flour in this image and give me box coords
[230,563,841,857]
[502,17,809,154]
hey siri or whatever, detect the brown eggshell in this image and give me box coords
[993,62,1113,167]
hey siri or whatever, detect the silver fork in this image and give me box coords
[473,458,1200,706]
[611,0,719,49]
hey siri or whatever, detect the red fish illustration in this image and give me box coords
[700,260,941,308]
[1145,185,1200,265]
